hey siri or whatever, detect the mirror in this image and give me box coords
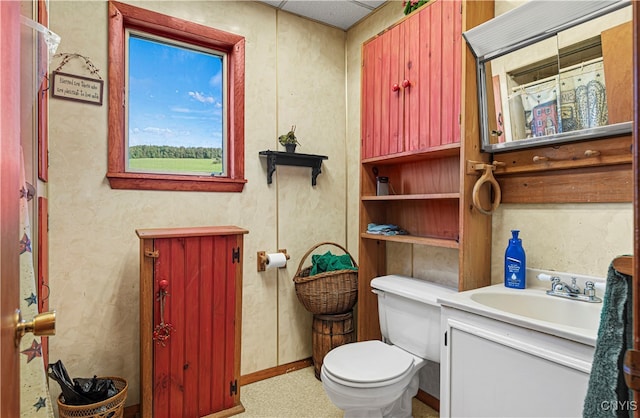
[464,1,632,153]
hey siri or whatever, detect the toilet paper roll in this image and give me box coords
[266,252,287,269]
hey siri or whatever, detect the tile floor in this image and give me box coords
[238,366,439,418]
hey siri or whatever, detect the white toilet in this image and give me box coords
[320,274,455,418]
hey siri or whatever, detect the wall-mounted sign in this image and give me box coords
[51,71,103,106]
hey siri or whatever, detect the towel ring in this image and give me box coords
[472,165,501,215]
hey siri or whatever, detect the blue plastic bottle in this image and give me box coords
[504,230,526,289]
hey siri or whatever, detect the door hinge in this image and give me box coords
[232,247,240,263]
[230,379,238,396]
[144,249,159,258]
[444,330,448,346]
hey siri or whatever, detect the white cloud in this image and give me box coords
[188,91,215,104]
[209,71,222,88]
[143,127,174,135]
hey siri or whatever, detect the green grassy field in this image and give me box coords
[129,158,223,174]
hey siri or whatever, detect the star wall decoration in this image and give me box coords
[21,339,42,363]
[19,233,31,254]
[33,397,47,412]
[25,293,37,307]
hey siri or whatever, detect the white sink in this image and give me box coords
[438,270,605,346]
[470,291,602,330]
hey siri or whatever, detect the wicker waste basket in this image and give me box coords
[312,311,356,380]
[57,376,128,418]
[293,242,358,315]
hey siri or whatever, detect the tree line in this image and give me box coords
[129,145,222,161]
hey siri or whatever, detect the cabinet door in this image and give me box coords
[362,0,462,159]
[445,325,589,417]
[405,0,462,152]
[152,235,237,417]
[362,24,404,159]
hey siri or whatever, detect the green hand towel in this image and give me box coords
[583,262,633,418]
[309,251,357,276]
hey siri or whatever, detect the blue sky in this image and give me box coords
[127,34,223,149]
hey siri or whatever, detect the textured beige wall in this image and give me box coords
[47,0,345,407]
[274,10,348,365]
[46,0,634,409]
[491,203,633,283]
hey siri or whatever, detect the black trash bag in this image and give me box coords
[73,376,118,403]
[48,360,117,405]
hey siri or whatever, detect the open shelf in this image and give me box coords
[361,143,460,165]
[361,193,460,201]
[360,232,460,248]
[259,150,328,186]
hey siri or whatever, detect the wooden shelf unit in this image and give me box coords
[357,0,495,341]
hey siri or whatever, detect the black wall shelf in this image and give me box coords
[259,150,328,186]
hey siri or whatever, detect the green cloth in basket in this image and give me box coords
[309,251,358,276]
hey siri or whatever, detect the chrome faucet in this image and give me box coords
[551,277,580,294]
[546,276,602,303]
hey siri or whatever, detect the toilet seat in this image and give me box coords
[322,341,415,388]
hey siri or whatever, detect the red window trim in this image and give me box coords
[107,1,246,192]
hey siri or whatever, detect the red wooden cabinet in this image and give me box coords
[137,226,248,418]
[361,0,462,160]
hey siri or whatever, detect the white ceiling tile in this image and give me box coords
[259,0,286,7]
[282,1,372,30]
[353,0,387,9]
[257,0,387,31]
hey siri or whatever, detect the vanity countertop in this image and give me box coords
[438,269,605,346]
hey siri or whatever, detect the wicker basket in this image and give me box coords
[293,242,358,315]
[57,377,128,418]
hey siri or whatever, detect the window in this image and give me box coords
[107,1,246,192]
[127,33,226,176]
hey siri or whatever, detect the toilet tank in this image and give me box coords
[371,275,456,362]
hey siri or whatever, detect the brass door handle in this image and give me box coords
[15,310,56,346]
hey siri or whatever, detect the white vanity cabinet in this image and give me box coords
[440,306,595,417]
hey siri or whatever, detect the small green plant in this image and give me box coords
[403,0,430,15]
[278,125,299,146]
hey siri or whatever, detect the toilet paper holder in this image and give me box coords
[257,249,290,272]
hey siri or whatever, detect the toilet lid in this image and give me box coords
[323,340,414,384]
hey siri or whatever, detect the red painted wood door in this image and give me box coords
[1,1,23,415]
[404,0,462,151]
[361,0,462,159]
[152,235,237,417]
[362,23,404,159]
